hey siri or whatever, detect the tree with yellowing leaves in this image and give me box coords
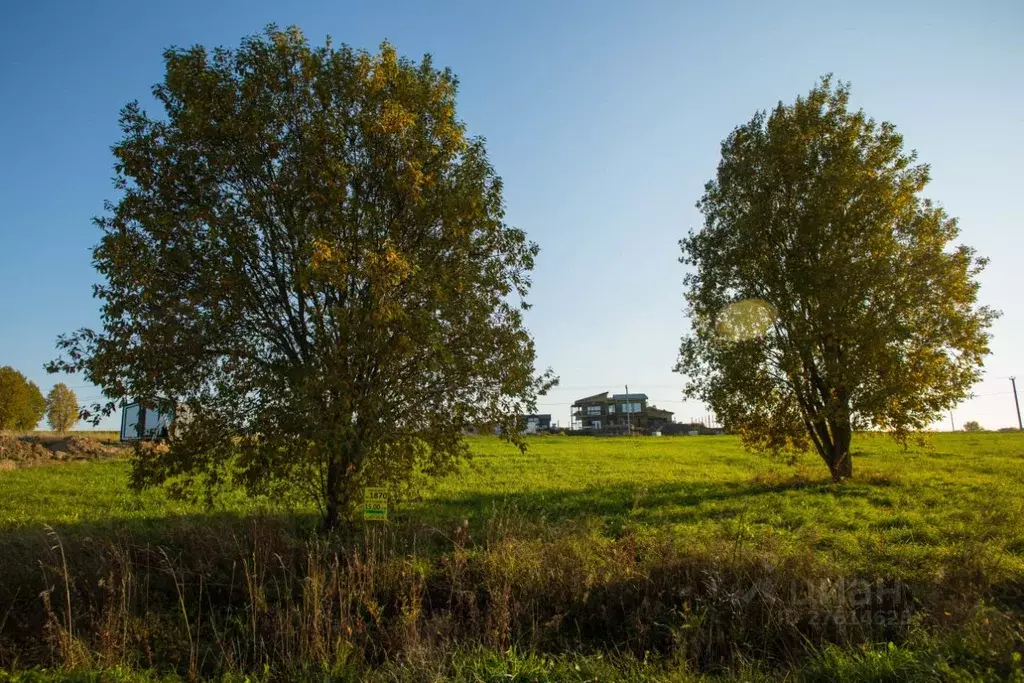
[676,76,997,481]
[45,383,79,434]
[49,27,555,528]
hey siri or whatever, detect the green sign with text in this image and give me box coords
[363,487,388,521]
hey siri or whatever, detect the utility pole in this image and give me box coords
[625,384,631,435]
[949,411,955,432]
[1012,377,1023,430]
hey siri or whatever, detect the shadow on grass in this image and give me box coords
[403,474,898,534]
[0,473,897,627]
[0,472,899,558]
[0,469,913,627]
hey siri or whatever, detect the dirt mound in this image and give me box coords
[49,435,120,459]
[0,435,51,464]
[0,434,125,469]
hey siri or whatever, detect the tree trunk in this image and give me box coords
[323,456,343,531]
[322,439,360,532]
[827,421,853,482]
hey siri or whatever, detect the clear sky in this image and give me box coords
[1,0,1022,431]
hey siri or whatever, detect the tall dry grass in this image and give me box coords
[2,507,1021,680]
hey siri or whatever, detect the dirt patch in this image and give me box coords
[48,435,122,458]
[0,433,127,469]
[0,435,51,465]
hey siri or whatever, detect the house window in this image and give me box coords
[586,405,601,416]
[621,402,642,414]
[608,405,615,414]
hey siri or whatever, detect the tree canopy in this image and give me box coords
[49,26,555,528]
[0,367,46,431]
[45,383,79,434]
[676,76,997,480]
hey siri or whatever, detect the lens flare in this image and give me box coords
[715,299,778,341]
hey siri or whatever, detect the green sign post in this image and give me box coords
[363,487,388,521]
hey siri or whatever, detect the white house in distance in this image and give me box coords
[120,400,187,442]
[522,414,552,434]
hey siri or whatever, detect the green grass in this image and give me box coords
[0,458,259,528]
[427,433,1024,573]
[1,433,1022,681]
[3,433,1022,581]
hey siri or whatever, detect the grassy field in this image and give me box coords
[1,434,1023,681]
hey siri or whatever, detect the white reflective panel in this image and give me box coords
[121,404,141,441]
[155,409,172,437]
[144,409,162,437]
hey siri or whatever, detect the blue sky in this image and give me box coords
[1,0,1022,431]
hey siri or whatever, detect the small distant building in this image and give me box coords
[663,422,725,436]
[463,414,553,436]
[521,414,552,434]
[571,392,674,434]
[120,399,189,442]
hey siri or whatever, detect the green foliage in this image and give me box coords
[962,420,983,432]
[803,610,1024,682]
[0,366,46,431]
[46,26,554,528]
[677,75,997,481]
[45,383,79,434]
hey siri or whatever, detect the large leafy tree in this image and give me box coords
[676,76,997,481]
[0,367,46,431]
[49,27,555,528]
[45,383,79,434]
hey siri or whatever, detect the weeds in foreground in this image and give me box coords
[0,511,1020,681]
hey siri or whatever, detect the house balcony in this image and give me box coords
[573,409,645,420]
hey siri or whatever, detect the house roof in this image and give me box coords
[647,407,674,418]
[575,391,658,405]
[573,392,609,406]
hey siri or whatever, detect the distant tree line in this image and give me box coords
[0,366,45,431]
[0,368,79,434]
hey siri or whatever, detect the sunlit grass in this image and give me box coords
[2,433,1022,581]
